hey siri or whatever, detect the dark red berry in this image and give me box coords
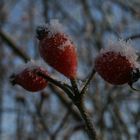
[10,66,48,92]
[95,40,140,85]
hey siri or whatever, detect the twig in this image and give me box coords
[35,98,51,135]
[50,85,82,121]
[63,123,85,139]
[70,78,80,95]
[125,34,140,41]
[0,29,30,62]
[81,68,96,95]
[37,72,74,100]
[111,0,140,18]
[52,111,70,138]
[80,0,96,32]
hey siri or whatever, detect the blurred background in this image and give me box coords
[0,0,140,140]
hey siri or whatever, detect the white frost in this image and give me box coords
[58,39,72,51]
[99,39,139,68]
[14,60,43,74]
[45,19,66,38]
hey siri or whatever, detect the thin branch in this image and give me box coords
[0,29,30,62]
[63,123,85,139]
[125,34,140,41]
[111,0,140,18]
[70,78,80,95]
[52,111,70,138]
[37,72,74,100]
[110,103,131,139]
[81,68,96,95]
[36,102,51,135]
[50,85,82,121]
[80,0,96,32]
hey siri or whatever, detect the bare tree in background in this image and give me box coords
[0,0,140,140]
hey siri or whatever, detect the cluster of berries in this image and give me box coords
[10,20,140,92]
[10,20,78,92]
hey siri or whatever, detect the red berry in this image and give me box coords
[36,20,77,79]
[95,40,140,85]
[10,65,48,92]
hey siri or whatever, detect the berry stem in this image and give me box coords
[37,72,74,99]
[81,68,96,95]
[70,78,80,95]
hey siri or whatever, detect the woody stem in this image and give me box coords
[70,78,100,140]
[75,99,100,140]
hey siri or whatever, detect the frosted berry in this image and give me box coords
[95,40,140,85]
[10,62,49,92]
[36,20,77,79]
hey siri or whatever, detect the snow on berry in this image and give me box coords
[95,39,140,85]
[36,19,66,40]
[10,60,49,92]
[46,19,66,38]
[13,60,38,74]
[36,20,78,79]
